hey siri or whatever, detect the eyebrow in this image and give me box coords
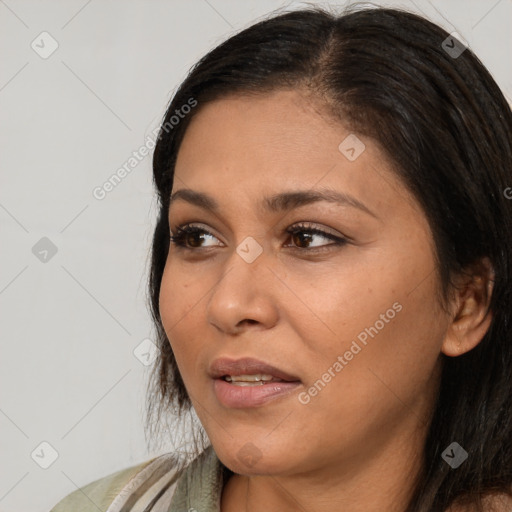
[168,188,377,218]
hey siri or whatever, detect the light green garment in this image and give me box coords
[50,462,153,512]
[49,445,231,512]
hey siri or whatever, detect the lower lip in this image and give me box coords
[213,378,301,408]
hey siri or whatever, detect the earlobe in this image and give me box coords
[441,258,494,358]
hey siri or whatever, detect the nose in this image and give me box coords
[206,247,280,335]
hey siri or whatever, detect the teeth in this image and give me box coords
[231,381,266,386]
[224,374,277,383]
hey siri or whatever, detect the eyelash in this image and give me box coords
[169,222,348,253]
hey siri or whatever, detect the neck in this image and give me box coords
[221,418,426,512]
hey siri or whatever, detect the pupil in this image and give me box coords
[189,232,204,247]
[294,232,312,247]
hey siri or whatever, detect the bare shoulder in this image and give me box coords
[447,492,512,512]
[481,493,512,512]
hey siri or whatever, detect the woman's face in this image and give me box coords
[159,89,451,478]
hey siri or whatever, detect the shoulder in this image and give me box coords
[481,493,512,512]
[49,453,181,512]
[447,492,512,512]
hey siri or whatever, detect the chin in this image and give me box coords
[213,439,288,476]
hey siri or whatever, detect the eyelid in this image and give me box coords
[287,221,348,241]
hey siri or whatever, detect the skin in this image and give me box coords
[158,89,494,511]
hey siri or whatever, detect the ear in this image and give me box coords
[441,257,495,357]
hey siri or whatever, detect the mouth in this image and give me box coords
[222,374,287,386]
[209,356,301,382]
[210,357,302,408]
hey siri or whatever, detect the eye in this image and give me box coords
[284,222,348,251]
[170,224,220,249]
[169,222,348,252]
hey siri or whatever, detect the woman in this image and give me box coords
[50,4,512,512]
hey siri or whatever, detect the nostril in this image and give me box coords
[236,319,257,327]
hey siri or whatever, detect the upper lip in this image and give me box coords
[209,357,301,382]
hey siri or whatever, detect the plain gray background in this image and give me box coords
[1,1,511,511]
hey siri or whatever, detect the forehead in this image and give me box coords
[172,89,419,220]
[176,89,346,173]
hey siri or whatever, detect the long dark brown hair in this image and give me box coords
[145,5,512,510]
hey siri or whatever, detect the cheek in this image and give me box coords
[158,263,206,379]
[294,254,447,423]
[281,259,401,359]
[293,230,440,361]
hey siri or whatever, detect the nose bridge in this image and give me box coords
[206,240,280,333]
[213,239,269,304]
